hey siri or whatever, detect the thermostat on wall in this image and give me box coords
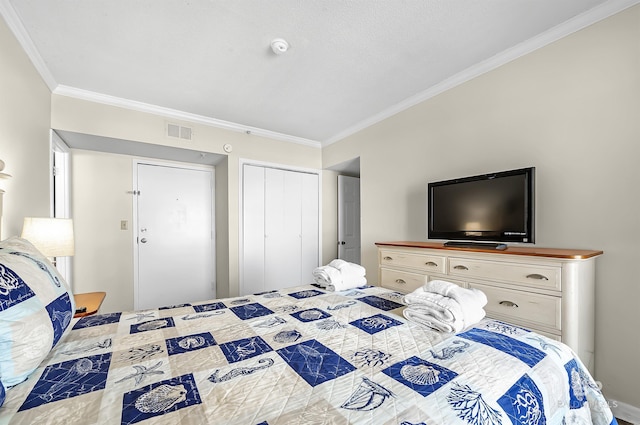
[223,144,233,153]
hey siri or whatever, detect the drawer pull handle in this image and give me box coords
[395,279,406,284]
[425,261,438,267]
[526,273,549,281]
[383,256,393,261]
[499,300,519,308]
[453,265,469,271]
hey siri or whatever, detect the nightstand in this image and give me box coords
[73,292,106,318]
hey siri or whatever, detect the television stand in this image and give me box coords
[443,241,508,250]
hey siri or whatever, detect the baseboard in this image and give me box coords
[611,399,640,424]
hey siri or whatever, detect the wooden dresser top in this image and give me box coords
[375,241,603,260]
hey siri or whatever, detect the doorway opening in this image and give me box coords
[327,157,361,264]
[51,131,72,285]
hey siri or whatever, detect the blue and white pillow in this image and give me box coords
[0,379,5,407]
[0,237,75,390]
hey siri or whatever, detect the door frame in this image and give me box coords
[238,158,322,296]
[132,158,216,310]
[50,131,73,286]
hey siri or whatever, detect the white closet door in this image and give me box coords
[300,172,319,284]
[242,165,266,294]
[264,168,303,290]
[241,164,320,295]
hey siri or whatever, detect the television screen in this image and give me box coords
[428,167,535,244]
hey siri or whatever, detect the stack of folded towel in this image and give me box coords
[403,280,487,333]
[313,259,367,291]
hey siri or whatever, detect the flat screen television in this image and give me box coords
[428,167,535,247]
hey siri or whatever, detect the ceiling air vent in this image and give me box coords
[167,123,193,141]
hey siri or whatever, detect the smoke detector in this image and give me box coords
[270,38,289,55]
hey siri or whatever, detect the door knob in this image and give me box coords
[140,238,148,244]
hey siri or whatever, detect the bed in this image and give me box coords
[0,238,617,424]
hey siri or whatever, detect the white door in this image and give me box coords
[299,172,320,284]
[338,175,361,264]
[136,163,214,310]
[242,165,266,295]
[264,167,303,289]
[241,164,319,295]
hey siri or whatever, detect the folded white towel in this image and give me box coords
[403,305,459,333]
[402,301,485,333]
[424,280,488,310]
[403,280,487,332]
[327,275,367,292]
[312,265,342,288]
[405,281,486,311]
[403,292,464,331]
[312,260,367,291]
[328,259,366,276]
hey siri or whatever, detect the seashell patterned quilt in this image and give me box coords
[0,284,617,424]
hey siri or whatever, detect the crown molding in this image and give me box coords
[53,85,322,149]
[322,0,640,147]
[0,0,57,91]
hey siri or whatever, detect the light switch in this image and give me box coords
[121,220,128,230]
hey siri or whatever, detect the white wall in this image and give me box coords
[323,4,640,410]
[0,15,51,237]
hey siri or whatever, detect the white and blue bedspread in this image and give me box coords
[0,284,616,424]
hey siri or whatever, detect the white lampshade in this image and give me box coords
[21,217,75,257]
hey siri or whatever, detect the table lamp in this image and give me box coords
[21,217,75,261]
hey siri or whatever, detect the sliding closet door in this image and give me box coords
[264,168,303,290]
[241,164,319,295]
[300,172,319,284]
[242,165,266,295]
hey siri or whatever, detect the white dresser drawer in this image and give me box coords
[380,250,445,273]
[471,282,561,331]
[449,258,561,291]
[380,268,427,293]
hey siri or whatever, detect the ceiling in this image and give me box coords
[2,0,637,147]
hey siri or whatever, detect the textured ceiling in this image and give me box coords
[2,0,635,146]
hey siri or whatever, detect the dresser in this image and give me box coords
[376,241,602,372]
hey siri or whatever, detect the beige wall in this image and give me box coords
[50,95,322,307]
[0,16,51,237]
[71,149,134,312]
[324,5,640,409]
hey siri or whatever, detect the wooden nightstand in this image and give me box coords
[73,292,106,318]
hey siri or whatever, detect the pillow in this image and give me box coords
[0,379,5,407]
[0,237,75,388]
